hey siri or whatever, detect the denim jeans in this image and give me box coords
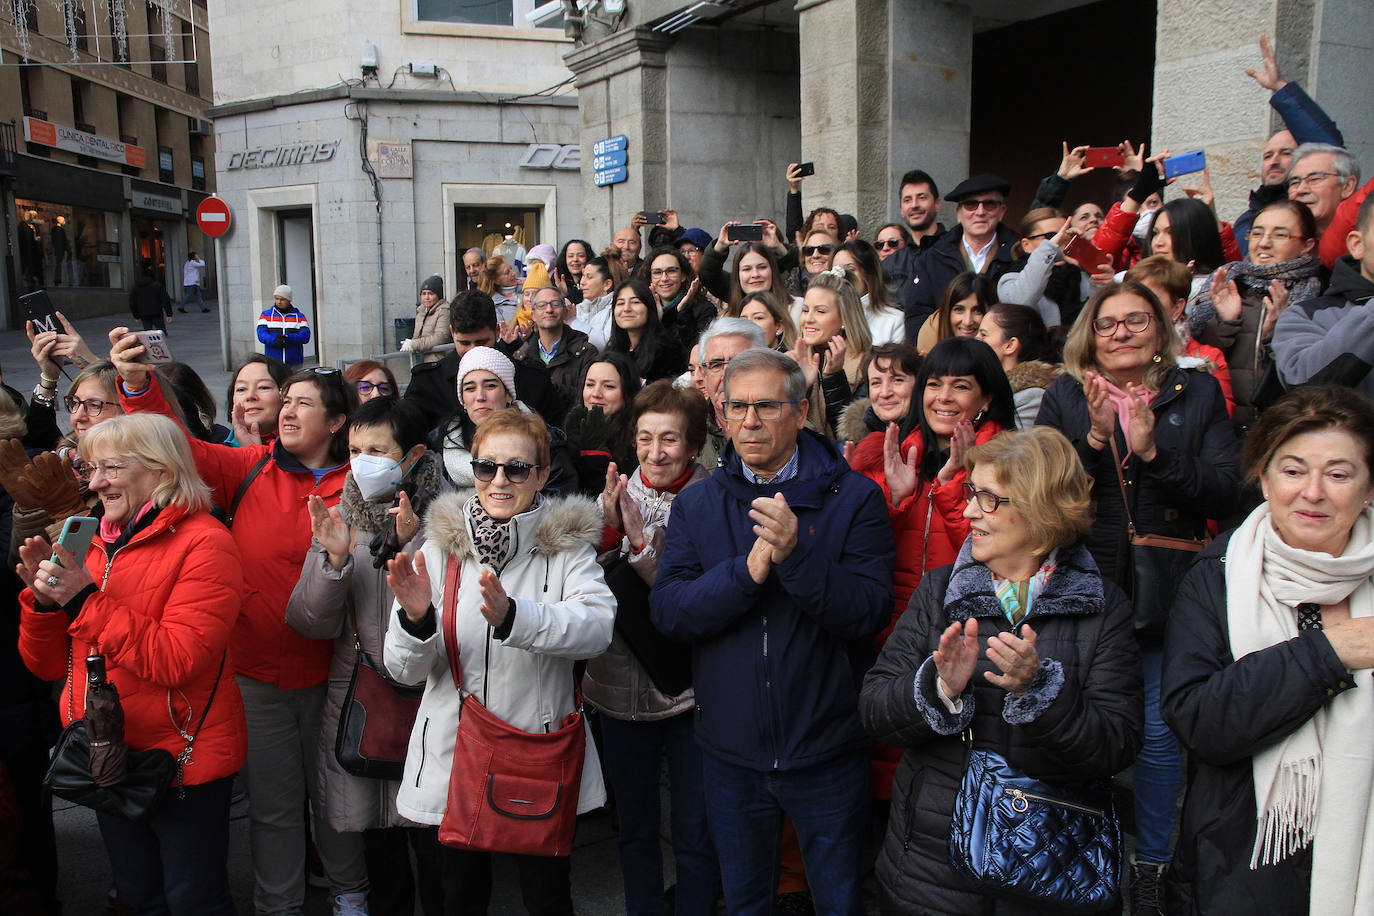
[598,712,718,916]
[701,751,869,916]
[178,284,205,310]
[96,775,236,916]
[1133,646,1180,863]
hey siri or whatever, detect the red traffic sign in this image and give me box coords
[196,197,232,238]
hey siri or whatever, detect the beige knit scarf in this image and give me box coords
[1225,503,1374,914]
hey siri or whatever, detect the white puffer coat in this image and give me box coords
[384,491,615,825]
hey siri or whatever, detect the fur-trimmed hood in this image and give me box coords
[837,397,879,445]
[422,489,603,561]
[339,451,443,532]
[1005,359,1062,395]
[943,537,1103,622]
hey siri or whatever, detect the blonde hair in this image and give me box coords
[0,392,27,440]
[731,291,798,350]
[1062,281,1177,390]
[805,268,873,357]
[79,414,212,514]
[966,427,1093,556]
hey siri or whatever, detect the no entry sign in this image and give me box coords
[196,197,232,237]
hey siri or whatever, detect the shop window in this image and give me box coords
[14,199,122,290]
[454,206,540,264]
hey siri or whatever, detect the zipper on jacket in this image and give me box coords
[762,615,778,769]
[415,717,428,787]
[1006,787,1104,817]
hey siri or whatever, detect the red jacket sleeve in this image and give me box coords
[1094,202,1138,270]
[120,376,267,509]
[68,525,243,689]
[1219,222,1242,265]
[1319,176,1373,268]
[18,589,73,682]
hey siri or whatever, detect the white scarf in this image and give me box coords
[1225,503,1374,914]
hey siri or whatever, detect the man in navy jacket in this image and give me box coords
[652,348,894,916]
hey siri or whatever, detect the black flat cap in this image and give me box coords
[945,174,1011,202]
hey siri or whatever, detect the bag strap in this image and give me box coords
[225,453,272,528]
[442,554,463,692]
[1107,435,1139,540]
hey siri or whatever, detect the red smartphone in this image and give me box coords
[1062,234,1111,274]
[1084,147,1125,168]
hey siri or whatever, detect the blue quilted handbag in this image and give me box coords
[948,747,1121,913]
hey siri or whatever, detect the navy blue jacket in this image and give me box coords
[651,429,894,771]
[896,224,1020,342]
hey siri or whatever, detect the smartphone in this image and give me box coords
[1062,234,1112,274]
[132,329,174,365]
[795,161,815,177]
[51,516,99,568]
[1162,149,1207,180]
[727,224,764,242]
[638,211,665,226]
[1084,147,1125,169]
[20,290,60,335]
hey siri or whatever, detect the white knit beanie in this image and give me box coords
[457,346,517,400]
[274,284,293,301]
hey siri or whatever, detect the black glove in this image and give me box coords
[576,406,616,453]
[273,333,289,348]
[1127,163,1167,205]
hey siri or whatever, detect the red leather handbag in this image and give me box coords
[436,556,585,857]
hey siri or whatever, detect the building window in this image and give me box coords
[106,5,130,65]
[191,156,206,191]
[15,199,123,290]
[22,1,37,31]
[149,41,167,83]
[68,0,89,52]
[415,0,562,28]
[159,146,174,183]
[182,25,199,95]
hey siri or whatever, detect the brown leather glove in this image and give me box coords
[15,451,87,520]
[0,439,43,509]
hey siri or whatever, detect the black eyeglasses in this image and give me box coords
[1091,311,1152,337]
[958,198,1004,212]
[471,459,542,483]
[801,245,834,257]
[875,239,903,250]
[65,395,115,416]
[356,381,394,395]
[1024,231,1057,241]
[962,482,1013,513]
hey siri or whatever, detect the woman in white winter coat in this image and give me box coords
[384,408,615,915]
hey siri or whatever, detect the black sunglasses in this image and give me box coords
[470,458,542,484]
[801,244,834,257]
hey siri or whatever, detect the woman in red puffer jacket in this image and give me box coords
[18,413,245,916]
[840,338,1015,798]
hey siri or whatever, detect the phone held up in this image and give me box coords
[638,211,666,226]
[1162,150,1207,180]
[132,329,174,365]
[1083,147,1125,169]
[726,224,764,242]
[795,162,816,178]
[51,516,100,568]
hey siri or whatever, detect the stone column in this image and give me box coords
[565,28,674,247]
[1151,0,1373,223]
[796,0,972,231]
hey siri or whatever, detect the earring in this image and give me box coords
[1152,353,1163,364]
[973,408,985,424]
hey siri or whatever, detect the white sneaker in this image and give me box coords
[333,892,370,916]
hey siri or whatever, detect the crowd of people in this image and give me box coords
[4,33,1374,916]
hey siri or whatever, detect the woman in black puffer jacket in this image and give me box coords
[861,428,1143,914]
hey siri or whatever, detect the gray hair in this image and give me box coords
[1292,142,1361,185]
[723,348,807,406]
[464,247,487,262]
[699,317,766,358]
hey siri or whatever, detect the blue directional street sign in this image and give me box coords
[592,135,628,157]
[592,150,627,170]
[594,165,628,187]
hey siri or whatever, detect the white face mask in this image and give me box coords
[351,454,404,501]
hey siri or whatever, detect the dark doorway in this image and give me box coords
[970,0,1157,223]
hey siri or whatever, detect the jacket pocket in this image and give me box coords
[415,716,429,788]
[899,763,926,853]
